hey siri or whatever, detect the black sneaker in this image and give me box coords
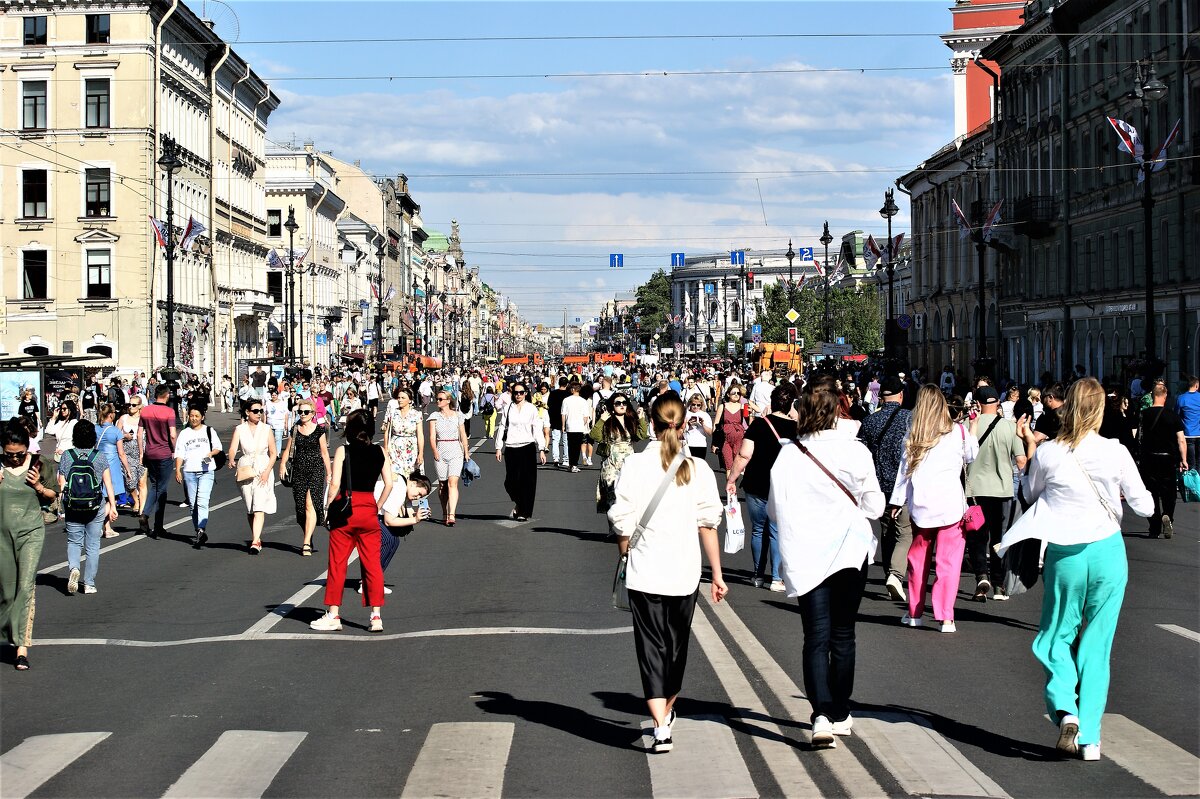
[652,735,673,753]
[193,531,208,549]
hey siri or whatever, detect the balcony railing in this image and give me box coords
[1013,195,1059,239]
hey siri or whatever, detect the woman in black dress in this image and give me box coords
[278,398,331,556]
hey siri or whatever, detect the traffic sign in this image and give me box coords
[897,313,913,330]
[730,251,745,266]
[726,341,736,354]
[798,246,814,261]
[752,324,762,335]
[836,336,846,345]
[362,330,374,344]
[704,282,716,295]
[821,343,853,357]
[358,300,370,309]
[787,327,797,345]
[785,308,800,324]
[674,342,683,352]
[609,254,624,268]
[752,334,762,344]
[671,252,686,267]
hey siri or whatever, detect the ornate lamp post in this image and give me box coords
[375,242,386,377]
[785,239,796,310]
[1131,59,1168,365]
[157,136,183,369]
[880,190,900,359]
[283,206,299,364]
[819,223,833,344]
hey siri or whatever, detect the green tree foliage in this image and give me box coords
[756,282,883,354]
[633,268,673,335]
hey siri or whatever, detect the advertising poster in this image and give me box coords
[0,370,41,420]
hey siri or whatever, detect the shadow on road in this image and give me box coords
[473,690,642,750]
[857,702,1062,762]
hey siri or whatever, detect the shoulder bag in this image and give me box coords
[960,424,986,532]
[795,439,858,507]
[206,426,227,471]
[235,423,266,483]
[326,444,353,529]
[1071,450,1123,526]
[612,453,687,611]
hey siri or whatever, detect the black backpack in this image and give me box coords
[63,449,102,514]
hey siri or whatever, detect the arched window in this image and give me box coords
[933,310,942,342]
[947,308,956,340]
[23,345,49,357]
[730,301,740,323]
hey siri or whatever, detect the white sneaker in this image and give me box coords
[1056,714,1080,757]
[67,567,80,595]
[940,620,957,633]
[900,613,923,628]
[309,613,342,631]
[885,572,907,602]
[1080,744,1101,761]
[810,715,836,748]
[357,584,393,595]
[832,716,853,736]
[369,614,383,633]
[769,580,786,593]
[82,585,97,594]
[570,466,580,473]
[585,457,593,466]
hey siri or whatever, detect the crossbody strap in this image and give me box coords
[1071,451,1121,524]
[873,405,902,448]
[628,453,687,551]
[976,414,1003,447]
[795,440,857,506]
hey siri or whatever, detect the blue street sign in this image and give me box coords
[752,324,762,335]
[634,316,641,324]
[798,247,815,261]
[576,317,581,323]
[671,252,686,267]
[358,300,370,309]
[315,333,327,345]
[836,336,846,345]
[730,251,745,266]
[704,282,715,295]
[362,331,374,344]
[609,254,624,268]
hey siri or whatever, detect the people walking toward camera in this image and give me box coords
[560,381,592,471]
[1000,379,1152,762]
[429,390,469,526]
[889,385,979,633]
[495,381,549,522]
[173,408,221,548]
[139,384,177,538]
[592,392,648,519]
[384,388,424,480]
[228,399,278,553]
[279,399,331,555]
[608,392,727,754]
[857,376,912,602]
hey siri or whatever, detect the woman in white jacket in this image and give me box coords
[998,378,1152,762]
[608,391,727,755]
[889,385,979,633]
[769,387,884,748]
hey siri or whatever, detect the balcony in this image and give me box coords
[1013,195,1059,239]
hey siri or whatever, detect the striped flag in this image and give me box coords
[267,250,284,270]
[1144,117,1181,182]
[1106,116,1144,162]
[951,199,973,241]
[889,233,905,261]
[383,285,396,303]
[148,216,169,248]
[863,235,883,269]
[982,201,1003,242]
[180,215,206,252]
[370,281,379,300]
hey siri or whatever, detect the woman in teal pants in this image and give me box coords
[999,378,1152,761]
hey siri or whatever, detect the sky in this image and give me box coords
[219,0,958,326]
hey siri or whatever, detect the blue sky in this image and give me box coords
[225,1,957,325]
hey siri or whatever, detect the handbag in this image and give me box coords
[326,445,353,529]
[723,498,745,554]
[960,425,986,532]
[612,453,687,611]
[235,422,268,482]
[206,426,227,471]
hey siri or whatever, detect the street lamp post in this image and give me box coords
[423,278,432,356]
[1132,59,1168,365]
[966,157,989,367]
[157,136,183,369]
[375,243,386,377]
[283,206,299,364]
[879,192,900,360]
[819,223,833,345]
[785,239,796,312]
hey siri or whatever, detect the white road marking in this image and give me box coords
[1156,623,1200,644]
[162,730,306,799]
[1100,713,1200,796]
[241,553,358,637]
[34,625,633,648]
[854,712,1010,798]
[690,609,822,796]
[37,497,243,575]
[0,732,111,799]
[400,722,513,799]
[701,591,888,798]
[642,715,757,799]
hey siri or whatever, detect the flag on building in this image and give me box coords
[383,285,396,303]
[951,199,972,241]
[1106,116,1144,162]
[982,200,1003,242]
[180,215,207,252]
[293,248,308,266]
[267,250,284,271]
[370,281,379,300]
[1143,117,1181,183]
[863,235,883,269]
[889,232,905,261]
[149,216,169,249]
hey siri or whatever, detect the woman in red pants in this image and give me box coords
[310,408,393,633]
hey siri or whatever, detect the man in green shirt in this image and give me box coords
[966,387,1028,601]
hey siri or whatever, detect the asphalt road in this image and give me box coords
[2,406,1197,799]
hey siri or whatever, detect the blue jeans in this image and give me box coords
[65,507,106,587]
[379,516,403,572]
[271,427,284,456]
[550,429,564,464]
[746,493,780,581]
[183,470,215,532]
[796,565,868,723]
[144,457,173,532]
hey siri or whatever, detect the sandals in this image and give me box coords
[15,654,29,671]
[301,544,313,557]
[445,515,456,527]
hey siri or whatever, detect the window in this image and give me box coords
[267,209,282,237]
[267,272,283,303]
[86,250,112,298]
[85,14,110,44]
[85,79,109,128]
[22,170,48,218]
[22,251,48,299]
[23,16,47,46]
[85,168,110,217]
[22,81,47,130]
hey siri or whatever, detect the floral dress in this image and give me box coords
[290,425,327,527]
[119,417,144,489]
[594,416,649,515]
[387,407,422,479]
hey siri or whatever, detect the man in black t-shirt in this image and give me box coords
[1138,383,1187,538]
[547,377,570,467]
[1033,383,1066,442]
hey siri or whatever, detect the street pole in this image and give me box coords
[1132,59,1166,366]
[425,278,432,358]
[284,206,298,365]
[157,136,183,369]
[879,192,899,360]
[376,243,385,378]
[820,222,833,351]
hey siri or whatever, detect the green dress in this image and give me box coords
[0,459,55,648]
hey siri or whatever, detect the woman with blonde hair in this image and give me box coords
[608,391,726,754]
[999,378,1152,761]
[889,384,979,633]
[278,398,331,556]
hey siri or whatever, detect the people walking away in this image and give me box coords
[608,392,727,754]
[495,381,549,522]
[965,387,1027,600]
[1,419,58,670]
[429,389,469,526]
[310,409,393,633]
[889,385,979,633]
[681,394,713,459]
[726,383,798,592]
[769,387,884,747]
[1136,382,1186,539]
[384,388,424,481]
[857,376,912,602]
[59,418,117,597]
[999,378,1152,761]
[747,370,774,418]
[1175,375,1200,472]
[173,408,221,548]
[592,392,648,520]
[139,384,178,538]
[228,399,278,554]
[459,382,476,437]
[560,381,593,472]
[715,385,748,471]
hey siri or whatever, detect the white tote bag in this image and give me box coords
[723,498,746,554]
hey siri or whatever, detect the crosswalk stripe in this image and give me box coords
[0,732,111,799]
[400,722,513,799]
[642,716,757,799]
[1100,713,1200,796]
[161,730,306,798]
[691,608,823,796]
[854,712,1010,798]
[701,592,888,799]
[1156,624,1200,644]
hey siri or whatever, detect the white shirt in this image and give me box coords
[608,443,723,596]
[769,430,884,597]
[46,418,78,457]
[683,410,712,448]
[998,433,1153,554]
[495,400,549,450]
[561,394,592,432]
[749,378,774,416]
[174,425,221,472]
[890,424,980,528]
[266,398,289,431]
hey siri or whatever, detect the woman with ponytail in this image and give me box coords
[608,391,726,755]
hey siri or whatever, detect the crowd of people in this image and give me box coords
[1,355,1194,767]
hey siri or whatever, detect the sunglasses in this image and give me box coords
[513,390,526,395]
[298,409,313,415]
[2,450,28,462]
[248,408,263,414]
[613,401,627,406]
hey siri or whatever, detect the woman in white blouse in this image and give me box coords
[889,385,979,633]
[998,378,1152,762]
[608,391,726,755]
[769,387,884,748]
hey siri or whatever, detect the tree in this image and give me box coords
[632,268,672,343]
[757,281,883,354]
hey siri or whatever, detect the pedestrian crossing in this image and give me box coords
[3,713,1196,799]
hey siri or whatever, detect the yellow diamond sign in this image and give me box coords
[785,308,800,324]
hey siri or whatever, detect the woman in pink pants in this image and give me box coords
[889,385,979,633]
